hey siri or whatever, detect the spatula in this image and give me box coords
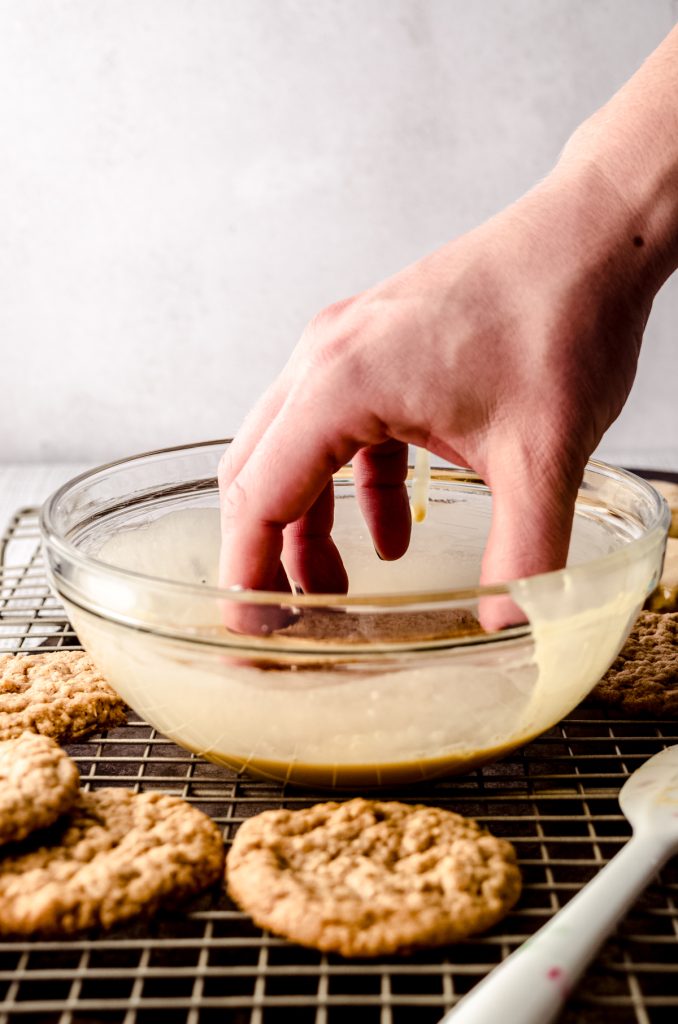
[441,743,678,1023]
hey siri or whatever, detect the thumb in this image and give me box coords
[479,456,580,631]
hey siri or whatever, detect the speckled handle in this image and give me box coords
[441,832,670,1024]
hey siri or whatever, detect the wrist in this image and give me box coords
[521,155,660,316]
[544,134,675,299]
[555,110,678,296]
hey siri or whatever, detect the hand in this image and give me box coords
[218,163,655,630]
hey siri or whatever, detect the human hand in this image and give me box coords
[218,163,658,630]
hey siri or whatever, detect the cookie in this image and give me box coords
[0,651,127,743]
[647,536,678,613]
[277,608,483,644]
[649,479,678,538]
[592,611,678,716]
[0,789,225,936]
[0,732,80,846]
[226,797,521,956]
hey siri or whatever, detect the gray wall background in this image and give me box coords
[2,0,678,468]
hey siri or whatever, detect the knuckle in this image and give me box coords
[308,296,356,335]
[309,332,353,372]
[300,297,365,375]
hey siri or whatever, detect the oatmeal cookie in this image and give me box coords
[0,651,127,742]
[226,797,521,956]
[277,607,483,644]
[0,789,225,936]
[0,732,80,846]
[592,611,678,716]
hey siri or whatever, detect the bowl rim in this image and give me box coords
[40,439,670,609]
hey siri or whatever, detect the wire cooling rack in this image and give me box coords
[1,507,678,1024]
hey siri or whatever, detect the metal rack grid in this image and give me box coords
[1,506,678,1024]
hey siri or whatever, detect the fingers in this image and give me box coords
[218,383,294,631]
[218,379,288,495]
[352,440,412,560]
[479,453,581,630]
[219,397,359,621]
[282,480,349,594]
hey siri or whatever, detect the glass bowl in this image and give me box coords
[40,440,669,788]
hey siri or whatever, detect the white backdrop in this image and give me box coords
[2,0,677,468]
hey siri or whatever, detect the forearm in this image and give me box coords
[557,23,678,294]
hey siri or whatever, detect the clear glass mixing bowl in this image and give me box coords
[41,441,669,788]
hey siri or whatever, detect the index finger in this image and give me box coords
[219,401,360,628]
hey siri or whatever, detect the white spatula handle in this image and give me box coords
[442,831,668,1024]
